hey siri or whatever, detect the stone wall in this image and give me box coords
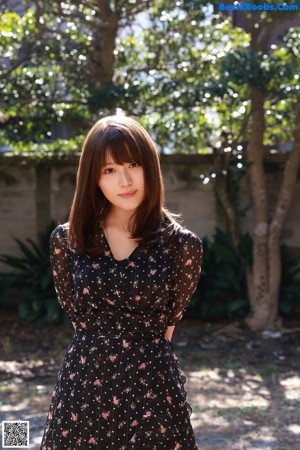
[0,154,299,271]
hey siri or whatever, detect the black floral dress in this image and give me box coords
[41,217,203,450]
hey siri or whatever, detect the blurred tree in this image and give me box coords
[189,1,300,331]
[1,0,299,330]
[0,0,148,142]
[114,0,300,330]
[243,10,300,331]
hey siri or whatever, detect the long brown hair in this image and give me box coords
[68,115,176,255]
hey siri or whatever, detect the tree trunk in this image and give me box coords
[246,92,300,331]
[92,0,120,87]
[245,87,281,331]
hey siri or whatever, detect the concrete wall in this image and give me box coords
[0,154,299,271]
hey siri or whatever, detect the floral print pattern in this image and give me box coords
[41,217,203,449]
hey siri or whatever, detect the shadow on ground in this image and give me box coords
[1,310,300,450]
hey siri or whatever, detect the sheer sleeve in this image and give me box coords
[50,224,76,322]
[167,229,203,326]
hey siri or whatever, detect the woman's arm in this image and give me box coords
[165,325,175,342]
[50,224,76,323]
[167,231,203,326]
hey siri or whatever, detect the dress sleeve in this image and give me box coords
[167,230,203,326]
[50,224,76,322]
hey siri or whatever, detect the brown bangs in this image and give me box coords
[99,130,143,168]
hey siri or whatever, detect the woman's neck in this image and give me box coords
[105,208,134,232]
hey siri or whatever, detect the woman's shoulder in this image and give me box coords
[160,215,202,249]
[50,222,69,245]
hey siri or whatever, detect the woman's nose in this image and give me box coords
[119,168,132,186]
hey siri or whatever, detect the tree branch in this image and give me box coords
[269,97,300,239]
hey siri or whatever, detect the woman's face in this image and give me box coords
[98,151,145,213]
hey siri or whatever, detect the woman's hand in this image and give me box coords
[165,325,175,342]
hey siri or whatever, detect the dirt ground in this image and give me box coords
[1,309,300,450]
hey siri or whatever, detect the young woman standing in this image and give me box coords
[41,116,203,449]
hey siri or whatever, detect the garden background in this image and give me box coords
[1,1,300,449]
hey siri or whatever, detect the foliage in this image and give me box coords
[186,228,300,320]
[187,229,251,320]
[279,245,300,314]
[0,1,150,143]
[10,135,84,159]
[0,273,12,304]
[1,1,299,159]
[0,221,66,323]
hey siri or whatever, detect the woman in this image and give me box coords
[41,116,203,449]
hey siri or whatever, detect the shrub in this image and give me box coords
[187,228,300,320]
[0,221,67,323]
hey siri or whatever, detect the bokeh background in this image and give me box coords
[0,1,300,449]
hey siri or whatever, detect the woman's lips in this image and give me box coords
[118,191,137,198]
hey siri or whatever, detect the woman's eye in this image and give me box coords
[129,162,139,168]
[104,167,115,174]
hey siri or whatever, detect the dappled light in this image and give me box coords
[1,313,300,449]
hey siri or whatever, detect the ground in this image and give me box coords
[1,310,300,450]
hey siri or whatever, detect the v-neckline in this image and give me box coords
[101,227,141,263]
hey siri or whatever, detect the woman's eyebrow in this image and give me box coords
[103,161,115,167]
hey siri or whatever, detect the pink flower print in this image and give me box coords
[154,338,160,344]
[150,269,157,275]
[109,354,117,362]
[53,270,57,277]
[105,250,111,256]
[174,444,182,450]
[68,345,74,353]
[165,284,170,291]
[101,411,110,420]
[88,437,96,444]
[106,299,115,305]
[80,356,86,364]
[173,353,179,361]
[130,435,136,444]
[131,420,139,427]
[92,263,99,269]
[80,322,87,328]
[143,410,152,418]
[128,261,136,267]
[69,373,75,380]
[160,424,167,433]
[135,295,141,301]
[62,430,69,437]
[166,395,173,404]
[146,390,153,398]
[57,401,62,409]
[184,258,192,266]
[93,379,101,386]
[71,412,78,421]
[122,340,129,348]
[54,247,61,254]
[138,362,147,369]
[82,287,89,295]
[48,412,52,419]
[112,396,119,405]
